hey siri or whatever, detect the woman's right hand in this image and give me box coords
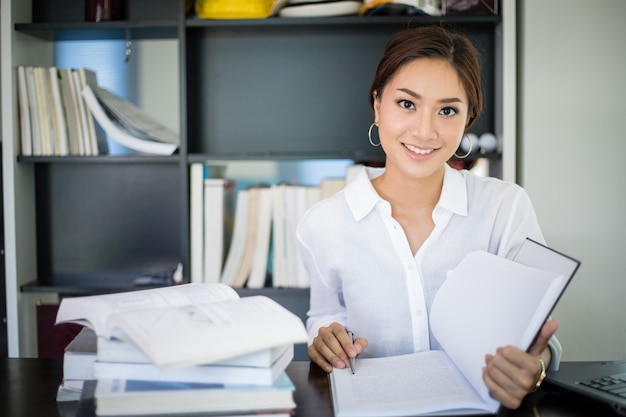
[308,322,367,373]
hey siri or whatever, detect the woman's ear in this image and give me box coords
[466,108,475,129]
[373,90,381,122]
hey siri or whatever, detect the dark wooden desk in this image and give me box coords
[0,358,617,417]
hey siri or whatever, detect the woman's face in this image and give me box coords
[373,58,470,181]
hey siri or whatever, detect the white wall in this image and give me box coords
[519,0,626,361]
[134,39,179,134]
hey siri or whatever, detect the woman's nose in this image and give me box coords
[409,110,436,140]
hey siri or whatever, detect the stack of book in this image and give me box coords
[17,66,102,157]
[189,162,364,290]
[59,327,98,398]
[16,65,179,157]
[56,282,308,416]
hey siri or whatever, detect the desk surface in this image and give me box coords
[0,358,617,417]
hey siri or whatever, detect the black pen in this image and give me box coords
[347,330,356,374]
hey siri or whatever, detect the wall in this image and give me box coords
[134,39,179,134]
[518,0,626,361]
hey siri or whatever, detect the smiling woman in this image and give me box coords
[297,25,563,410]
[372,58,470,184]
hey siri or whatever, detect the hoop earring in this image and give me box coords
[368,123,381,147]
[454,134,473,159]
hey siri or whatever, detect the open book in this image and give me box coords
[55,283,308,370]
[329,239,580,416]
[82,85,179,155]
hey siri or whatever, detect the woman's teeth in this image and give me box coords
[404,143,433,155]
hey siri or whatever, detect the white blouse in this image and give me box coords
[297,164,562,368]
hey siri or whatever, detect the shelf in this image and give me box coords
[185,14,501,29]
[187,151,384,163]
[17,155,180,164]
[21,278,310,298]
[15,14,501,40]
[5,0,510,359]
[14,21,178,40]
[21,278,176,296]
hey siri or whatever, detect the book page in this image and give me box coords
[105,295,307,369]
[82,86,178,155]
[329,350,497,416]
[430,250,565,403]
[55,283,240,337]
[91,85,179,145]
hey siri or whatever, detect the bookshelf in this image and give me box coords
[1,0,515,356]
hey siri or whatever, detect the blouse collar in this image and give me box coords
[344,164,468,222]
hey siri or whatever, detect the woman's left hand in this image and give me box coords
[482,320,558,409]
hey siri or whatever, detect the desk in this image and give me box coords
[0,358,616,417]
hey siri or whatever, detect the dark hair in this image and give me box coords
[369,25,483,129]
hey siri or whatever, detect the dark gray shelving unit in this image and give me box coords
[12,2,503,353]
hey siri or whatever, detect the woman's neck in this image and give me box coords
[372,164,445,211]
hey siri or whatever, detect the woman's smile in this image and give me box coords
[403,142,436,156]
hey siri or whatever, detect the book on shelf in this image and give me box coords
[329,238,580,417]
[220,181,324,289]
[270,184,287,288]
[228,186,275,289]
[189,163,229,283]
[24,66,43,155]
[220,189,251,287]
[246,186,273,289]
[18,65,105,157]
[16,66,32,156]
[203,178,236,284]
[71,69,94,155]
[55,282,308,370]
[47,67,70,156]
[76,67,99,155]
[33,66,54,155]
[229,187,261,288]
[88,371,297,417]
[295,185,320,287]
[82,84,179,155]
[94,344,293,386]
[189,163,205,284]
[319,177,346,200]
[276,184,320,288]
[58,68,82,155]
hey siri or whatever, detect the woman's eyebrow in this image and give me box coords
[397,88,464,104]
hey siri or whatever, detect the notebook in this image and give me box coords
[545,361,626,416]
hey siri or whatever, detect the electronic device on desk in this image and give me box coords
[545,360,626,416]
[132,263,183,287]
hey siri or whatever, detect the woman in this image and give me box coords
[296,25,561,409]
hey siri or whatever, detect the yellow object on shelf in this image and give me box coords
[195,0,288,19]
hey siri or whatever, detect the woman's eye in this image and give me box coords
[398,100,415,110]
[439,107,458,117]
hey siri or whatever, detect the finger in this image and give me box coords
[483,349,531,409]
[483,366,523,410]
[528,320,558,356]
[354,337,368,354]
[307,344,333,373]
[487,347,538,394]
[315,325,352,368]
[323,324,353,360]
[329,324,357,358]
